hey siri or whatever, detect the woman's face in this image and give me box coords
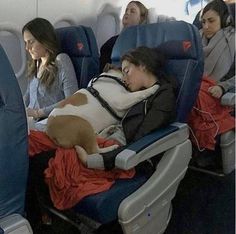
[23,30,48,60]
[202,9,221,39]
[122,2,141,28]
[121,60,148,92]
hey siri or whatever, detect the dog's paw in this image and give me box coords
[141,84,160,99]
[75,145,88,166]
[99,125,117,138]
[98,144,119,153]
[148,84,160,94]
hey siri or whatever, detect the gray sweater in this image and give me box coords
[24,53,78,116]
[200,26,235,92]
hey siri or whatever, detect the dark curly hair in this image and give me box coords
[121,46,176,88]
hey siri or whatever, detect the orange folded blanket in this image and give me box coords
[29,130,135,210]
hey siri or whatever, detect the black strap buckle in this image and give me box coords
[88,86,99,97]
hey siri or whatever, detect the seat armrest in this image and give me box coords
[115,123,189,170]
[0,214,33,233]
[221,92,235,106]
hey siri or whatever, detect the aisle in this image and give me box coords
[165,169,235,234]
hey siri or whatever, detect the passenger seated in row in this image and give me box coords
[22,18,78,120]
[200,0,235,97]
[193,0,235,29]
[76,46,177,169]
[26,46,177,229]
[188,0,235,152]
[99,1,148,72]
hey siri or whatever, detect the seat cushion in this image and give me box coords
[73,174,148,224]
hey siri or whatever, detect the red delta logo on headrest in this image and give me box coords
[77,42,84,51]
[183,41,191,52]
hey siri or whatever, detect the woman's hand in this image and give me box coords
[26,108,44,119]
[208,85,224,99]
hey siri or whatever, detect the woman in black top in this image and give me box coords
[26,46,176,229]
[77,46,177,170]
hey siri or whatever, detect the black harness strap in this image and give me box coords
[86,74,127,121]
[87,86,122,121]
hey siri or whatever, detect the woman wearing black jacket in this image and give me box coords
[76,46,177,170]
[26,46,176,229]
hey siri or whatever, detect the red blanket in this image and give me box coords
[188,77,235,150]
[29,130,135,210]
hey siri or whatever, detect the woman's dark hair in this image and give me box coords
[128,1,148,24]
[121,46,175,87]
[22,17,59,88]
[201,0,234,28]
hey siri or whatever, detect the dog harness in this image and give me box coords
[87,74,127,121]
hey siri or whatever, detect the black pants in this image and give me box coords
[25,150,56,226]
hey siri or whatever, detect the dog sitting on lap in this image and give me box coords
[46,64,159,154]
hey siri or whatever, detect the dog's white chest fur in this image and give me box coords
[49,71,159,133]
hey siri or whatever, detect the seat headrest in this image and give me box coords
[56,26,93,57]
[55,26,99,88]
[111,21,204,122]
[96,4,121,49]
[147,8,157,23]
[111,21,202,64]
[156,40,194,59]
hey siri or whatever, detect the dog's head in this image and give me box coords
[103,63,123,80]
[106,69,123,80]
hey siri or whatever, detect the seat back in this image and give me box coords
[147,8,176,23]
[0,44,28,218]
[41,21,204,233]
[75,21,203,226]
[56,25,99,88]
[111,21,204,122]
[96,4,121,49]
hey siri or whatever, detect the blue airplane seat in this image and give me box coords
[111,21,203,123]
[0,44,32,233]
[62,21,204,233]
[0,44,28,218]
[56,25,100,88]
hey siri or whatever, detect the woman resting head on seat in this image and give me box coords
[26,46,176,227]
[22,17,78,120]
[200,0,235,98]
[76,46,177,168]
[99,1,148,72]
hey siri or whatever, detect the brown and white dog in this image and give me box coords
[46,69,159,154]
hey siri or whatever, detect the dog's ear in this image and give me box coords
[103,63,113,72]
[103,63,121,72]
